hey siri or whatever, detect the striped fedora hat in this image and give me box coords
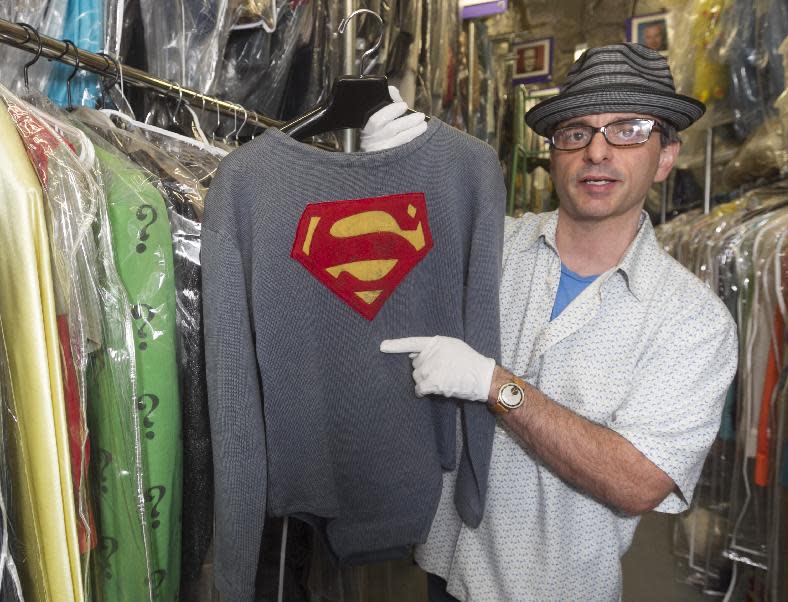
[525,43,705,137]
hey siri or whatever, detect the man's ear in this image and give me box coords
[654,141,680,183]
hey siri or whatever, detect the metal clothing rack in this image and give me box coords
[0,17,281,130]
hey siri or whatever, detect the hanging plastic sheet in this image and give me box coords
[2,87,107,601]
[724,116,788,189]
[0,94,85,601]
[383,0,421,108]
[137,0,232,96]
[0,315,24,601]
[214,0,332,122]
[76,125,183,602]
[5,89,160,601]
[74,107,214,594]
[427,0,459,120]
[718,0,788,139]
[667,0,731,126]
[0,0,67,96]
[656,185,788,598]
[47,0,104,108]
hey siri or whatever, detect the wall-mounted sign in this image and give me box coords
[461,0,508,20]
[512,38,553,85]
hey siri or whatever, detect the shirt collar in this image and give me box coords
[525,210,559,251]
[613,212,660,301]
[528,210,659,301]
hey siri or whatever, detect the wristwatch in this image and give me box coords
[490,382,525,415]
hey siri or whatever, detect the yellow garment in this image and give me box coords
[0,100,83,600]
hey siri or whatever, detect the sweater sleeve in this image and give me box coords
[202,166,265,601]
[453,152,506,527]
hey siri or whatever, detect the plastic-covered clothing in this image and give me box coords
[47,0,103,108]
[2,91,159,601]
[0,314,24,601]
[215,0,331,121]
[74,109,214,589]
[137,0,232,96]
[4,97,106,573]
[0,97,84,601]
[93,143,182,601]
[0,0,67,96]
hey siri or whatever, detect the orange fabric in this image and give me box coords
[754,310,783,486]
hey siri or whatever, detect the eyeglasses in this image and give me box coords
[550,118,662,151]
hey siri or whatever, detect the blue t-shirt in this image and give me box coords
[550,263,599,320]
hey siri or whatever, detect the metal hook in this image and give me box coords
[338,9,384,75]
[97,52,119,108]
[222,104,238,145]
[175,83,184,113]
[64,41,80,109]
[54,40,78,108]
[237,106,249,142]
[17,23,42,91]
[212,101,221,142]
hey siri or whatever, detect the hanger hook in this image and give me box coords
[55,40,78,108]
[338,9,383,75]
[237,106,249,142]
[223,104,239,144]
[17,23,42,91]
[97,52,119,108]
[212,101,221,142]
[175,83,184,113]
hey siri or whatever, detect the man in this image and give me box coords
[364,44,738,601]
[642,21,667,51]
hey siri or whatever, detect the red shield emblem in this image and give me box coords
[291,193,433,320]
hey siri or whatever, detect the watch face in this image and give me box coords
[500,383,524,409]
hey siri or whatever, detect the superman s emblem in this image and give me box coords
[291,193,433,320]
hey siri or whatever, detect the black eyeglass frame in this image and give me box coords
[548,118,663,151]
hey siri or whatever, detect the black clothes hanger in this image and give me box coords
[281,9,402,140]
[17,22,43,91]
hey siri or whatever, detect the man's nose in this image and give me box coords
[583,130,611,163]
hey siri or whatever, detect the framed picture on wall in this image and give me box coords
[626,12,669,54]
[512,38,553,85]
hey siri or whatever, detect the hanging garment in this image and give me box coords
[0,98,84,601]
[0,314,24,602]
[215,0,327,121]
[202,118,505,599]
[73,109,215,588]
[137,0,232,98]
[47,0,103,108]
[0,93,158,601]
[93,143,182,601]
[3,95,106,566]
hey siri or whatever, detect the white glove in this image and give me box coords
[380,336,496,402]
[360,86,428,152]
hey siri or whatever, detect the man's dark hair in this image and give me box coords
[659,121,681,147]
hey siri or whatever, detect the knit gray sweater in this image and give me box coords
[202,118,505,599]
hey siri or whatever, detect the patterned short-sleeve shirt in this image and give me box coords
[415,210,738,602]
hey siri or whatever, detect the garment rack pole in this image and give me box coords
[0,17,281,130]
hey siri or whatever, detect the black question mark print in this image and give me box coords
[131,304,156,351]
[100,536,119,580]
[145,485,166,530]
[146,569,166,596]
[135,204,158,253]
[97,448,112,494]
[136,394,160,440]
